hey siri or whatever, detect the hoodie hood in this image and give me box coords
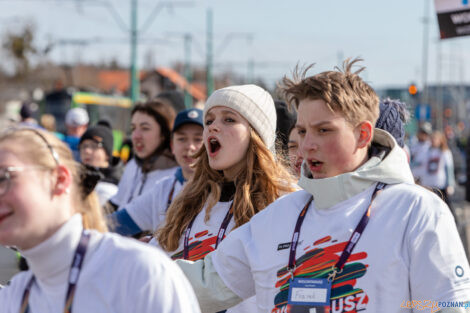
[134,148,177,173]
[298,128,414,210]
[100,156,124,185]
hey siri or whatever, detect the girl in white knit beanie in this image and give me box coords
[156,84,296,312]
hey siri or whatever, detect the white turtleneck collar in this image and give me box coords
[298,129,415,210]
[20,214,83,289]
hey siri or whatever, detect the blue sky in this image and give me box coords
[1,0,470,90]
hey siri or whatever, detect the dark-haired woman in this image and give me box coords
[108,100,178,211]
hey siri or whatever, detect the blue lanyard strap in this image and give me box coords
[288,183,386,281]
[183,202,233,260]
[20,231,91,313]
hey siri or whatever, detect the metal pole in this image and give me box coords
[130,0,139,105]
[247,59,254,84]
[247,34,254,84]
[436,39,443,132]
[337,50,344,67]
[206,8,214,97]
[459,44,465,125]
[184,33,193,108]
[421,0,430,121]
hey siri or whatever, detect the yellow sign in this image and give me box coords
[72,92,131,108]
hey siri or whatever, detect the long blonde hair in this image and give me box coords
[0,128,108,232]
[157,128,296,251]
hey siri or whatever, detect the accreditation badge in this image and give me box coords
[287,278,331,313]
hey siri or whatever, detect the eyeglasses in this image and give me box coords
[0,166,47,197]
[79,141,104,151]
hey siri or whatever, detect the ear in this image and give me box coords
[356,121,373,149]
[52,165,72,196]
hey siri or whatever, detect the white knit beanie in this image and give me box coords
[203,84,277,150]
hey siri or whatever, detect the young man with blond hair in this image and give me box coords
[177,59,470,313]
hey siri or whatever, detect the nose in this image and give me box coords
[207,119,220,133]
[300,132,318,156]
[295,147,304,162]
[82,146,93,154]
[188,141,198,152]
[132,129,141,141]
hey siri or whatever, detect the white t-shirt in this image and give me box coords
[151,200,235,261]
[151,200,257,313]
[410,141,430,181]
[110,158,177,208]
[95,181,118,206]
[420,148,455,190]
[211,184,470,313]
[0,215,200,313]
[125,174,184,232]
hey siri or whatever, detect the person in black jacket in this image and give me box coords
[79,124,123,206]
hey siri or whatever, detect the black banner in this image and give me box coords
[437,7,470,39]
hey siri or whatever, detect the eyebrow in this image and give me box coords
[221,109,237,115]
[297,120,335,129]
[206,109,238,118]
[132,121,152,127]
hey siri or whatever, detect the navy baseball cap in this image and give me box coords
[173,108,203,132]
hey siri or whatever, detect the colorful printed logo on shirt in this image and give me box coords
[271,235,368,313]
[171,230,219,261]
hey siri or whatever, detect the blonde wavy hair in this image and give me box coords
[0,128,108,232]
[157,128,296,251]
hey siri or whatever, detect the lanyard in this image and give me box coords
[287,183,386,281]
[127,171,148,203]
[183,202,234,260]
[166,177,178,211]
[19,231,91,313]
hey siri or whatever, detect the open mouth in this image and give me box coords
[208,137,221,155]
[134,142,144,152]
[183,156,194,164]
[308,159,323,172]
[295,158,303,171]
[0,211,13,224]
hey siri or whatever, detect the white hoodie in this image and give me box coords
[177,129,470,313]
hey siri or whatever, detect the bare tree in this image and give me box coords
[3,24,37,77]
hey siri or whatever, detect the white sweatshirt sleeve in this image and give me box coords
[406,193,470,302]
[124,248,202,313]
[176,222,257,312]
[124,189,159,231]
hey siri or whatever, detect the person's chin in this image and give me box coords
[135,151,149,159]
[208,159,224,171]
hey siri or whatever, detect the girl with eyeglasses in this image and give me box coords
[79,124,124,206]
[0,128,200,313]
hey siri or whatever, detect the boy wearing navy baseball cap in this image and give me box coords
[109,108,204,236]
